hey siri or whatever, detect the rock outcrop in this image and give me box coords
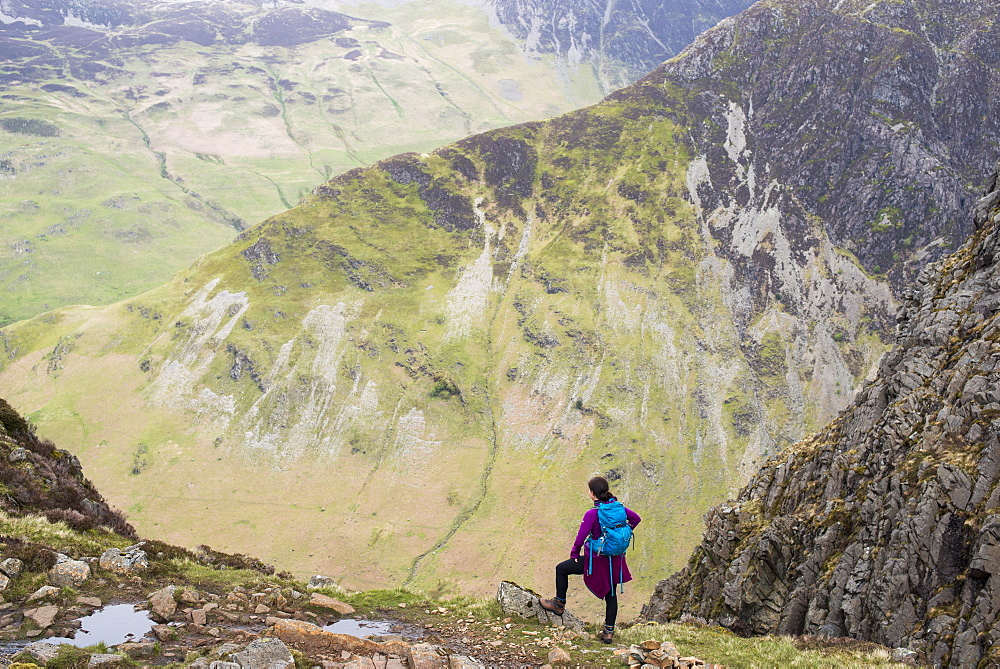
[496,582,586,633]
[643,163,1000,667]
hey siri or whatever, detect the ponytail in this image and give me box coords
[588,475,614,501]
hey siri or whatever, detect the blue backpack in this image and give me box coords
[586,499,634,591]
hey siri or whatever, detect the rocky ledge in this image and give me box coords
[642,162,1000,668]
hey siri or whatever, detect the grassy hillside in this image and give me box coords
[0,81,890,623]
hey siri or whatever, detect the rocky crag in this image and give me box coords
[642,164,1000,667]
[484,0,755,94]
[0,0,997,599]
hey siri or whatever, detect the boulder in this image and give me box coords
[27,585,60,601]
[49,558,91,587]
[88,654,127,667]
[151,623,176,641]
[8,447,28,463]
[209,662,240,669]
[308,575,338,590]
[231,638,294,669]
[496,581,586,632]
[272,619,409,657]
[118,641,157,659]
[547,647,572,666]
[19,641,60,664]
[24,605,59,628]
[99,546,148,575]
[447,657,483,669]
[149,585,178,619]
[309,592,355,615]
[1,557,24,577]
[0,573,9,591]
[407,644,447,669]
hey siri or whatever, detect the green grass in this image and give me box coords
[617,622,906,668]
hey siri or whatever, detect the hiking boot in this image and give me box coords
[539,597,565,615]
[599,624,614,643]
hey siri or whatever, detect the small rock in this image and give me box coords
[231,638,294,669]
[407,643,447,669]
[77,596,102,607]
[308,575,338,590]
[89,653,126,667]
[209,662,240,669]
[640,640,661,651]
[192,609,208,625]
[149,585,178,619]
[547,647,572,666]
[26,585,60,601]
[1,557,24,577]
[659,642,679,658]
[216,642,242,656]
[24,605,59,628]
[151,623,176,641]
[118,641,157,659]
[0,573,9,591]
[99,547,148,575]
[20,641,60,664]
[8,447,28,463]
[448,656,483,669]
[49,559,91,588]
[255,603,270,614]
[309,593,355,615]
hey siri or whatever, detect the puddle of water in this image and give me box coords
[45,604,153,647]
[323,619,396,638]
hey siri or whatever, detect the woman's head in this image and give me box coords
[588,475,614,501]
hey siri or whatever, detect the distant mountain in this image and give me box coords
[0,0,602,324]
[642,162,1000,668]
[0,0,996,603]
[0,0,758,325]
[485,0,756,93]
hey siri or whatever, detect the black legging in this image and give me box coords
[555,558,618,627]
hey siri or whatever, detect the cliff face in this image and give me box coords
[642,165,1000,667]
[654,0,1000,289]
[485,0,755,93]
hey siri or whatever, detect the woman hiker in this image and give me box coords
[540,475,641,643]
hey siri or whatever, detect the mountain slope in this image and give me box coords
[642,164,1000,667]
[0,0,997,610]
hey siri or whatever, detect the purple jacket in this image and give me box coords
[571,499,641,599]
